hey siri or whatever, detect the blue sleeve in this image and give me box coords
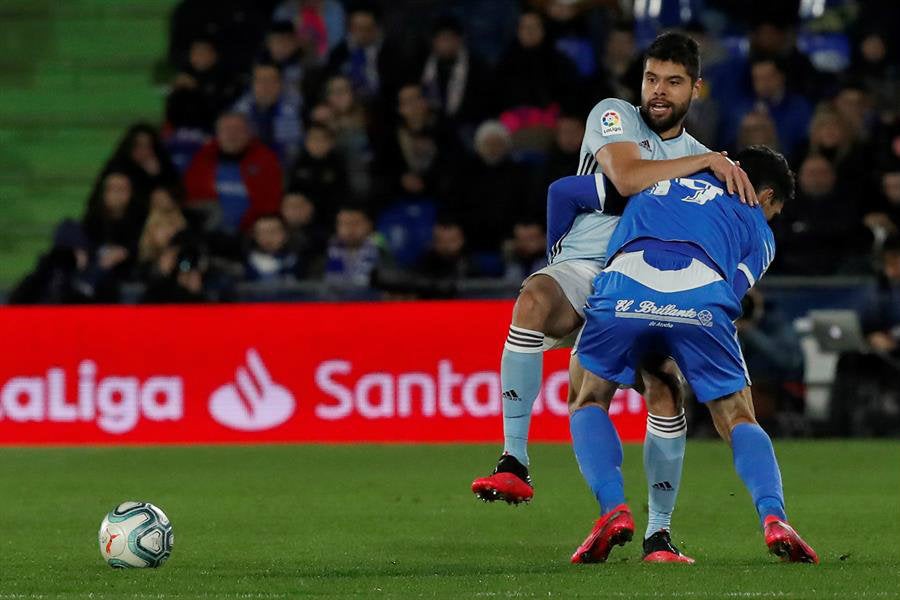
[546,175,603,257]
[732,222,775,298]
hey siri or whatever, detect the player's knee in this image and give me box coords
[513,286,553,330]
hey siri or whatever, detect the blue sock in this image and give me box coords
[570,405,625,514]
[731,422,787,527]
[643,412,686,538]
[501,326,544,466]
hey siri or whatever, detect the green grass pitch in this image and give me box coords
[1,441,898,598]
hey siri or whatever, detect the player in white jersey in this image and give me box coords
[472,31,757,563]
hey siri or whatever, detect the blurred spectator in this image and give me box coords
[184,112,282,234]
[725,56,812,161]
[260,21,305,91]
[103,124,180,204]
[281,191,328,269]
[373,83,455,202]
[503,220,547,282]
[852,0,900,116]
[285,123,347,224]
[736,288,804,432]
[136,206,188,281]
[233,62,303,166]
[493,9,578,115]
[82,172,144,273]
[163,87,213,173]
[272,0,346,63]
[773,153,872,275]
[324,205,390,288]
[168,0,270,78]
[419,15,489,128]
[176,37,240,113]
[863,236,900,353]
[142,240,211,304]
[451,121,533,252]
[244,213,300,282]
[736,109,780,153]
[150,186,181,212]
[601,19,642,104]
[542,113,585,189]
[801,102,868,188]
[829,235,900,436]
[319,75,373,196]
[833,81,878,143]
[415,220,479,281]
[326,3,405,103]
[8,220,95,305]
[863,165,900,241]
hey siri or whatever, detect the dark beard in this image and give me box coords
[639,102,690,136]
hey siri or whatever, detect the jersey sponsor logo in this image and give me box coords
[600,110,623,136]
[639,139,652,152]
[208,348,295,431]
[613,300,715,327]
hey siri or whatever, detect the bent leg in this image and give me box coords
[502,275,580,465]
[569,356,624,513]
[640,358,687,538]
[708,388,787,526]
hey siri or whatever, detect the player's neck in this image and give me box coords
[657,122,685,141]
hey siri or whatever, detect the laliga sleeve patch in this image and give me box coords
[600,110,624,136]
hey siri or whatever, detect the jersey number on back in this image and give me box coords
[649,178,725,206]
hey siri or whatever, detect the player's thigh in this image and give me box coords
[569,354,618,414]
[706,387,756,444]
[514,261,601,339]
[512,274,572,335]
[664,301,749,406]
[573,271,649,390]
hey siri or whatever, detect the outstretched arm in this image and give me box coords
[546,175,605,256]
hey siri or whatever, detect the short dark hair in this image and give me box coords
[735,145,795,205]
[645,31,701,82]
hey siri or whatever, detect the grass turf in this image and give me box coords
[1,441,898,598]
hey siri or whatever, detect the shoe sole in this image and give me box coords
[473,487,532,505]
[642,550,696,564]
[576,524,633,563]
[768,539,816,564]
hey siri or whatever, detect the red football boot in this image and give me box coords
[642,529,695,564]
[764,516,819,564]
[571,504,635,563]
[471,454,533,505]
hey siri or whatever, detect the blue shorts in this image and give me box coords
[575,248,749,403]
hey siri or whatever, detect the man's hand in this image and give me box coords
[707,152,758,206]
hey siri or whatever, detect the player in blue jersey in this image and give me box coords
[562,145,818,565]
[472,31,756,564]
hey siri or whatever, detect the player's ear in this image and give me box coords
[757,188,775,206]
[692,78,702,100]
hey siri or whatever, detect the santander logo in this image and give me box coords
[208,349,295,431]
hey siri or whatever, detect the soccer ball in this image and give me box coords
[98,501,174,568]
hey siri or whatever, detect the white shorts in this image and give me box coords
[524,259,604,349]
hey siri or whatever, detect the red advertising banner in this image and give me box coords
[0,301,646,445]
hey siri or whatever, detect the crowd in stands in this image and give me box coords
[9,0,900,308]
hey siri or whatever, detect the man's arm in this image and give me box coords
[546,175,604,257]
[596,142,757,204]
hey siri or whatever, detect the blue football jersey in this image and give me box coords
[605,171,775,297]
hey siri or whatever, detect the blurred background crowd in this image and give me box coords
[5,0,900,436]
[10,0,899,306]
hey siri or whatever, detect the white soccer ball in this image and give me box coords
[98,501,174,568]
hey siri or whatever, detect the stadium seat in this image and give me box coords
[376,200,438,268]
